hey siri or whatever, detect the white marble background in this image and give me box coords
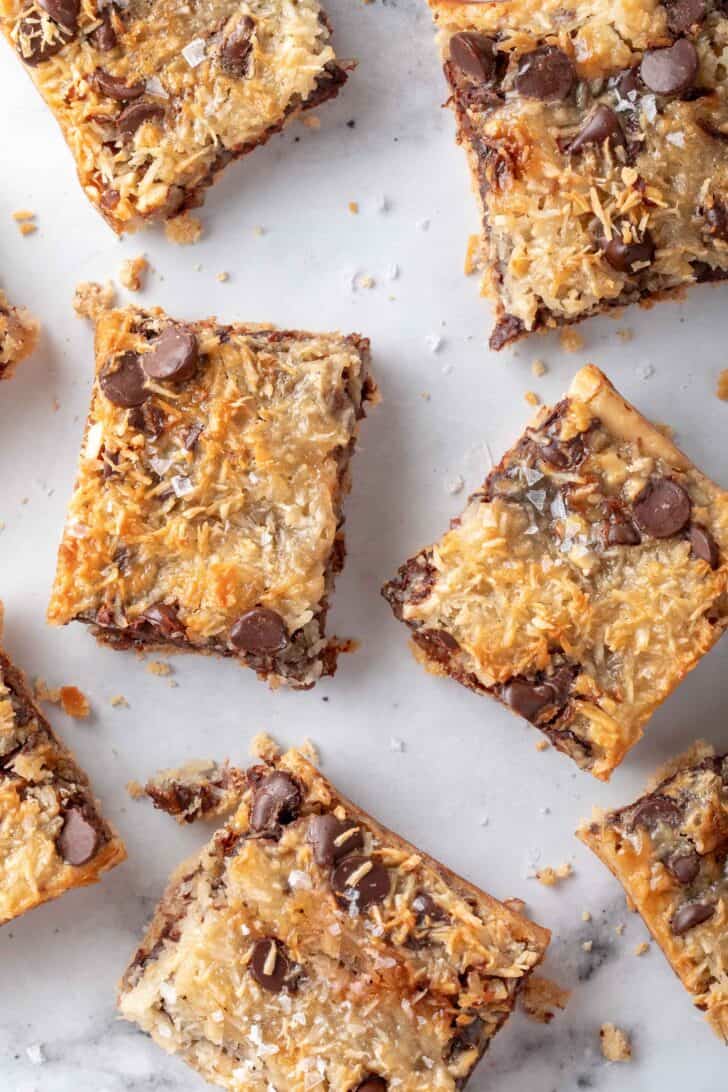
[1,1,727,1089]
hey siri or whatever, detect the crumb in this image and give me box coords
[165,212,202,245]
[147,661,172,677]
[19,222,37,236]
[521,976,571,1024]
[600,1023,632,1063]
[531,359,547,378]
[582,910,592,923]
[535,738,549,751]
[560,328,584,353]
[253,225,265,237]
[717,369,728,401]
[126,779,144,800]
[616,327,634,342]
[358,274,375,289]
[216,272,229,283]
[59,685,90,719]
[34,678,61,704]
[299,737,319,764]
[348,201,359,215]
[119,255,148,292]
[535,862,573,886]
[420,391,431,401]
[464,234,480,276]
[503,897,525,915]
[582,940,593,953]
[73,280,116,321]
[634,942,650,956]
[302,114,320,129]
[110,694,129,708]
[524,390,541,407]
[615,923,626,936]
[250,733,282,762]
[12,209,35,221]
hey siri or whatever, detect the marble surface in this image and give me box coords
[1,2,727,1090]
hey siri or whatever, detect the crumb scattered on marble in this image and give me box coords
[616,327,634,342]
[634,942,650,956]
[119,255,148,292]
[524,390,540,407]
[147,661,172,677]
[12,209,35,222]
[253,225,265,237]
[216,272,229,283]
[250,732,281,762]
[165,212,202,245]
[615,923,626,936]
[535,862,573,886]
[34,678,61,704]
[582,910,592,923]
[60,685,90,719]
[348,201,359,215]
[521,975,571,1024]
[73,280,116,321]
[582,940,594,953]
[110,694,129,708]
[560,328,584,352]
[503,896,525,914]
[535,738,549,751]
[126,779,144,800]
[600,1023,632,1063]
[531,359,547,378]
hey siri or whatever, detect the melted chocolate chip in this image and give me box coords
[220,15,255,78]
[670,901,715,935]
[354,1080,387,1092]
[603,231,655,273]
[93,68,145,101]
[142,602,185,638]
[640,39,698,96]
[250,771,301,834]
[99,352,148,407]
[666,0,706,34]
[502,667,573,725]
[307,814,364,867]
[332,854,391,910]
[40,0,79,29]
[447,1015,484,1062]
[412,627,460,665]
[449,32,496,83]
[515,46,574,101]
[606,515,641,546]
[633,478,691,537]
[90,11,117,51]
[56,806,99,866]
[117,100,165,138]
[249,938,290,992]
[230,607,288,654]
[630,794,682,830]
[568,105,624,153]
[141,326,199,383]
[412,891,448,925]
[16,10,75,65]
[689,524,719,569]
[665,848,700,885]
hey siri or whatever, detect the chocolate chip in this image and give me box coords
[117,101,165,138]
[412,891,448,925]
[671,901,715,935]
[307,814,364,867]
[93,68,145,101]
[515,46,574,101]
[90,11,117,51]
[332,854,391,910]
[689,524,719,569]
[449,32,496,83]
[99,352,148,407]
[56,807,99,866]
[640,39,698,96]
[615,66,641,99]
[703,199,728,241]
[220,15,255,78]
[250,771,301,834]
[230,607,288,654]
[603,231,655,273]
[249,938,290,992]
[665,848,700,885]
[633,478,691,537]
[666,0,706,34]
[539,434,586,470]
[630,794,682,831]
[142,602,185,638]
[141,326,199,383]
[568,105,624,153]
[16,11,74,65]
[606,515,641,546]
[354,1080,387,1092]
[412,628,459,666]
[40,0,79,29]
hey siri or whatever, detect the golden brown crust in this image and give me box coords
[0,287,39,379]
[0,609,125,925]
[429,0,728,346]
[118,748,549,1091]
[1,0,346,233]
[383,366,728,779]
[48,306,375,688]
[579,746,728,1039]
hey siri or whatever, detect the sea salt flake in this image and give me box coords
[666,131,685,147]
[146,75,169,98]
[26,1044,45,1066]
[425,334,442,353]
[171,474,194,497]
[288,869,312,890]
[521,466,543,486]
[526,489,546,511]
[182,38,207,67]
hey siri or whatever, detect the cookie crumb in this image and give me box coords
[299,737,319,764]
[524,390,540,407]
[560,328,584,353]
[582,910,592,922]
[615,922,626,936]
[110,694,129,708]
[34,678,61,704]
[60,685,90,719]
[302,114,320,129]
[147,661,172,677]
[165,212,202,245]
[521,975,571,1024]
[634,942,650,956]
[535,738,549,751]
[73,280,116,321]
[119,255,149,292]
[250,733,282,762]
[582,940,593,952]
[19,220,37,236]
[216,272,229,283]
[716,369,728,401]
[535,862,573,886]
[126,779,144,800]
[531,359,547,378]
[12,209,35,222]
[600,1023,632,1063]
[464,234,480,276]
[348,201,359,215]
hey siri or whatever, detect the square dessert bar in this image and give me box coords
[383,366,728,780]
[48,306,376,689]
[430,0,728,348]
[1,287,38,380]
[579,744,728,1038]
[119,747,549,1090]
[0,0,347,233]
[0,602,125,925]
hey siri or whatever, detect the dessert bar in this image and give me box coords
[579,743,728,1038]
[1,0,347,233]
[0,287,38,380]
[48,305,376,689]
[429,0,728,347]
[119,746,550,1089]
[383,366,728,779]
[0,602,125,924]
